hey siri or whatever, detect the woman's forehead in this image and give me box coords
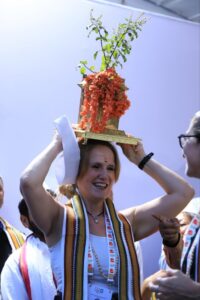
[89,145,115,162]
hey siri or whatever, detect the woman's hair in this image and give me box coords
[59,139,120,198]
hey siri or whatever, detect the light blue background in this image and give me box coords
[0,0,199,278]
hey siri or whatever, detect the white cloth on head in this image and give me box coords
[1,235,56,300]
[54,115,80,184]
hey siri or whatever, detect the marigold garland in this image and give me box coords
[79,68,130,133]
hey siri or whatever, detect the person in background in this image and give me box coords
[1,196,57,300]
[149,111,200,299]
[0,176,25,274]
[159,210,197,271]
[20,117,194,300]
[0,175,25,299]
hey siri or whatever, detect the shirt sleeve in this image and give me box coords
[1,250,28,300]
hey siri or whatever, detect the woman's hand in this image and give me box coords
[118,140,146,165]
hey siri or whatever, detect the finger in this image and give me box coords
[149,282,160,292]
[152,214,164,222]
[159,223,180,232]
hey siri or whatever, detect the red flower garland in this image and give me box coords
[79,68,130,133]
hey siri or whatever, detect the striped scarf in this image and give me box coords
[181,215,200,282]
[0,216,25,250]
[63,195,142,300]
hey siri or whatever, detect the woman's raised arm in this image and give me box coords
[119,142,194,241]
[20,132,64,244]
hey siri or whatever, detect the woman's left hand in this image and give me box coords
[118,140,146,165]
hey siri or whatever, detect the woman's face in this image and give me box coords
[182,127,200,178]
[77,145,116,204]
[177,212,192,236]
[0,179,4,208]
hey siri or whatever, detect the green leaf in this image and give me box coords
[93,51,98,60]
[79,9,147,73]
[80,67,86,75]
[80,60,88,65]
[113,50,119,59]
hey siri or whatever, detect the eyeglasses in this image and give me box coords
[178,134,200,149]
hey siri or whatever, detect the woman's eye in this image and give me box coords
[92,164,100,169]
[108,166,115,171]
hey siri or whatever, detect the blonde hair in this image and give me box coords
[59,184,77,199]
[59,139,120,199]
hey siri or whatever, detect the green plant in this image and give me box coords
[78,10,147,75]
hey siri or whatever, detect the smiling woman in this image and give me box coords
[19,118,194,299]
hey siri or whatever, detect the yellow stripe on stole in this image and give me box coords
[0,217,24,249]
[73,195,86,300]
[64,205,76,300]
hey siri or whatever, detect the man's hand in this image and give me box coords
[152,214,180,246]
[149,269,200,300]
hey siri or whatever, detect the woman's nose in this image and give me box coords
[99,168,108,178]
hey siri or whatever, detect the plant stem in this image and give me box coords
[109,25,130,64]
[82,63,96,74]
[97,28,109,69]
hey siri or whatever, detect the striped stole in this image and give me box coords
[197,237,200,282]
[181,216,200,282]
[64,196,142,300]
[0,217,25,250]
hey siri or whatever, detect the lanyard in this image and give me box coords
[88,212,117,282]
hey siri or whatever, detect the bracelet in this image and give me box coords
[163,233,181,248]
[138,152,154,170]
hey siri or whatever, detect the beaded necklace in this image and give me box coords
[88,212,118,283]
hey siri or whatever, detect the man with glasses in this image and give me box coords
[178,133,200,149]
[147,111,200,299]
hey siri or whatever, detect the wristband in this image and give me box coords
[163,233,181,248]
[138,152,154,170]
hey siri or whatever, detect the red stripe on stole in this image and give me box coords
[19,243,32,300]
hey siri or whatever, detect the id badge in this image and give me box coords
[88,283,113,300]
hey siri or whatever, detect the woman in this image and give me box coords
[20,125,194,300]
[149,111,200,299]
